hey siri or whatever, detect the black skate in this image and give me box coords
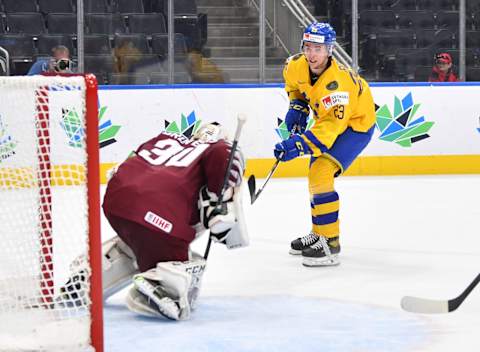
[302,236,340,267]
[289,232,320,255]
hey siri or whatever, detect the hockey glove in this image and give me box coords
[198,187,236,237]
[285,99,310,133]
[274,134,312,162]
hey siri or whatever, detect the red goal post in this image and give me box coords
[0,74,103,352]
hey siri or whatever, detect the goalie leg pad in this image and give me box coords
[59,236,139,306]
[223,183,249,249]
[102,236,139,299]
[126,277,182,320]
[126,256,206,320]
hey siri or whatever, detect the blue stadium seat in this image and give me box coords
[0,33,34,57]
[39,0,74,14]
[152,0,198,15]
[417,0,457,11]
[2,0,37,13]
[86,14,126,35]
[128,13,166,34]
[84,34,111,54]
[466,31,480,48]
[84,0,109,13]
[84,54,115,74]
[467,67,480,81]
[394,48,432,80]
[416,29,455,48]
[359,10,397,32]
[6,13,46,34]
[151,33,187,57]
[46,13,77,35]
[112,0,144,13]
[36,34,74,55]
[0,14,5,33]
[414,65,432,81]
[376,30,416,55]
[436,11,459,30]
[397,10,435,29]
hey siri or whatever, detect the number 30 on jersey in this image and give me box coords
[138,139,209,167]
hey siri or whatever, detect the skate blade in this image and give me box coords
[302,255,340,267]
[289,249,302,255]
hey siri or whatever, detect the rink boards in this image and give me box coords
[3,82,476,182]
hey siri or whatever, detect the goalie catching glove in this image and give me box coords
[198,185,249,249]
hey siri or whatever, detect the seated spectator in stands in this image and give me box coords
[186,49,227,83]
[28,45,73,76]
[428,52,459,82]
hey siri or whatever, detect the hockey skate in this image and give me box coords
[289,232,320,255]
[302,235,340,267]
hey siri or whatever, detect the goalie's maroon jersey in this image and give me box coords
[103,131,231,243]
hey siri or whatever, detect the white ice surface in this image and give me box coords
[102,175,480,352]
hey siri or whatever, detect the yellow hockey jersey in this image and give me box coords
[283,54,376,156]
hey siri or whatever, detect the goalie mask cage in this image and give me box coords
[0,75,103,352]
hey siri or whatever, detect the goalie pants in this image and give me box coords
[104,211,189,272]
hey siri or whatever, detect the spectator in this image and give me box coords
[27,45,73,75]
[428,52,459,82]
[185,49,227,83]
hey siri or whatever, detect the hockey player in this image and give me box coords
[273,22,376,267]
[62,122,247,320]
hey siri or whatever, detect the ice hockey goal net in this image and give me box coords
[0,75,103,352]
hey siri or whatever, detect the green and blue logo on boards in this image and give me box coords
[376,92,434,147]
[60,103,121,148]
[164,111,202,138]
[275,117,314,141]
[0,115,17,162]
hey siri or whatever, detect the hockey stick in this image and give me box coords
[204,114,247,259]
[401,273,480,314]
[247,156,282,204]
[247,125,299,204]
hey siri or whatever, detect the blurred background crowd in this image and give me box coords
[0,0,477,84]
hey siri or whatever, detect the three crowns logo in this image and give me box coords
[376,92,434,147]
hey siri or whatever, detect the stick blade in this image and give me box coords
[247,175,256,204]
[400,296,449,314]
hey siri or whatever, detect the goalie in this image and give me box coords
[63,122,247,320]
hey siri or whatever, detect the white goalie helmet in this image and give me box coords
[192,122,229,143]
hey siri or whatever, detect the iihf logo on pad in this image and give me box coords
[0,115,17,162]
[60,102,121,148]
[376,92,434,147]
[164,111,202,138]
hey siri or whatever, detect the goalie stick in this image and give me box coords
[401,273,480,314]
[203,113,247,259]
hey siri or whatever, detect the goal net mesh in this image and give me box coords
[0,76,99,352]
